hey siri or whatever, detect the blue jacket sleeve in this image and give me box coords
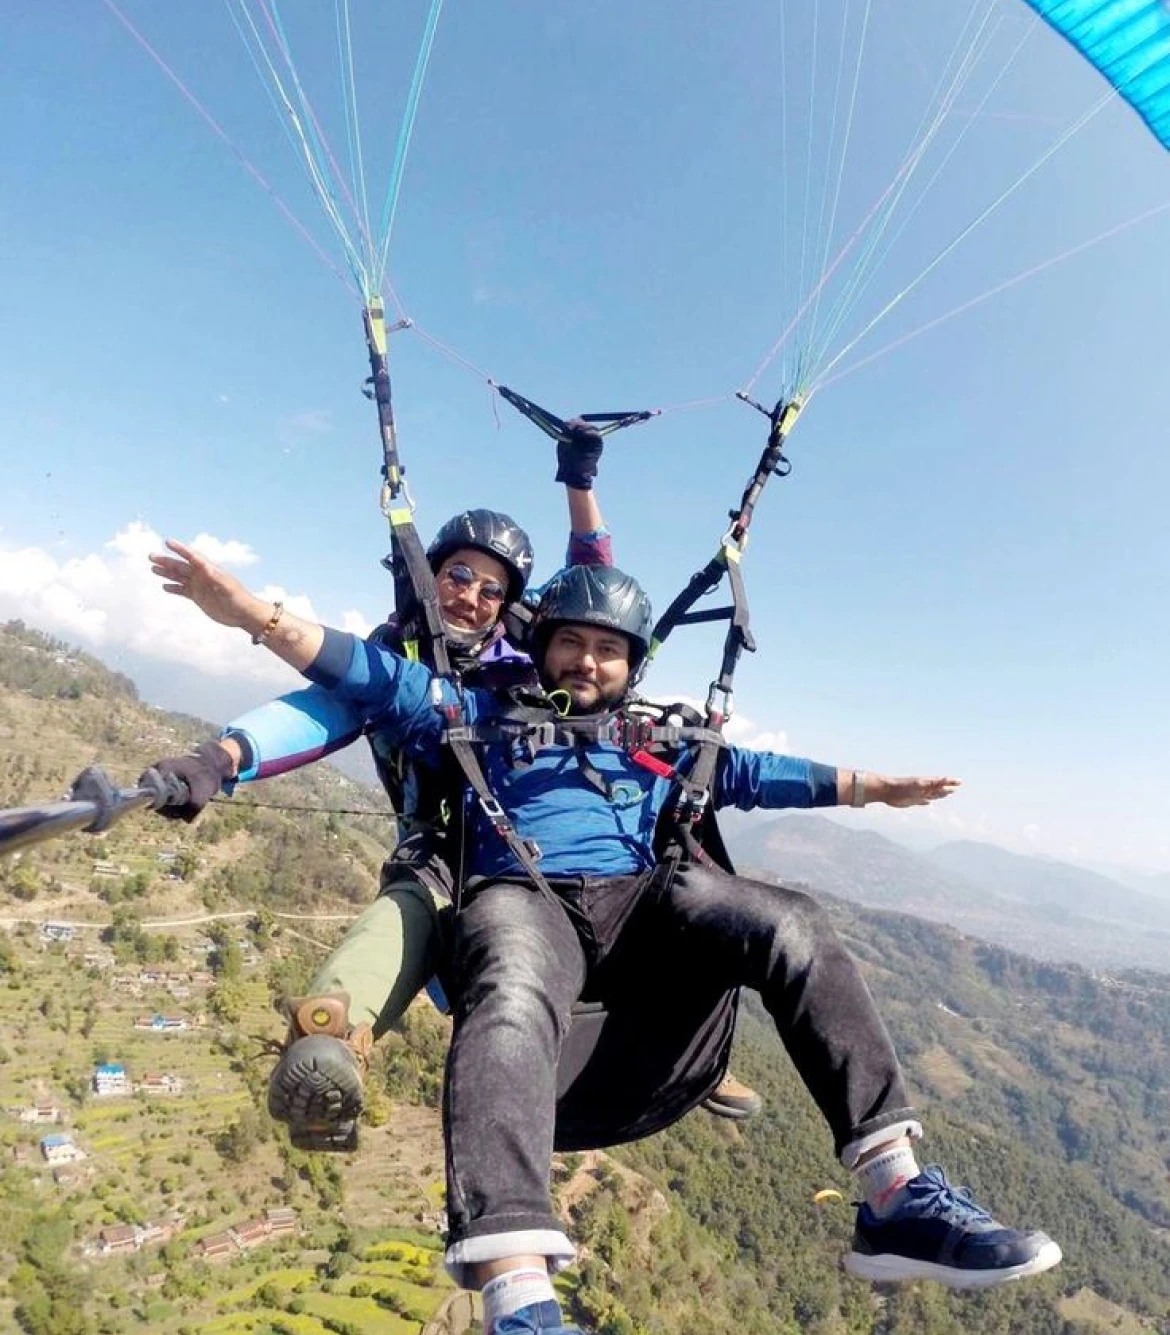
[300,626,453,762]
[713,747,838,811]
[222,686,366,783]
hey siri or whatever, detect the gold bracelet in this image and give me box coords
[251,601,285,646]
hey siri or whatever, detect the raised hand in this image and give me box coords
[149,539,260,630]
[556,418,605,491]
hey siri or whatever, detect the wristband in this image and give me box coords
[850,770,866,808]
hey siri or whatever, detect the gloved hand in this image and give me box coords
[139,739,235,823]
[555,418,604,491]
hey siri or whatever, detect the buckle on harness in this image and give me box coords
[600,713,657,751]
[477,792,508,825]
[476,793,543,861]
[680,787,710,825]
[705,683,734,727]
[529,721,557,750]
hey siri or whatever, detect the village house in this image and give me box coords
[87,1215,181,1258]
[40,1133,87,1165]
[91,859,128,880]
[231,1218,270,1251]
[98,1224,138,1255]
[194,1231,235,1261]
[93,1063,129,1096]
[15,1104,62,1125]
[138,1217,181,1248]
[137,1073,183,1096]
[133,1014,189,1033]
[263,1207,298,1237]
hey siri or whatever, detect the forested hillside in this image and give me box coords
[1,620,1167,1335]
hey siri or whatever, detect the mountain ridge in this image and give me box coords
[727,810,1170,973]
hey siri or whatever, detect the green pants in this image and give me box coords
[308,873,449,1036]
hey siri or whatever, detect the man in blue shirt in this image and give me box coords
[146,548,1062,1335]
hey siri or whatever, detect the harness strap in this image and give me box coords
[442,732,555,899]
[647,396,805,846]
[444,715,724,754]
[362,299,535,900]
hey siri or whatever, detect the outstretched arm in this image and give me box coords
[715,747,961,812]
[149,539,324,670]
[837,770,961,808]
[149,537,453,731]
[558,419,613,568]
[143,541,449,818]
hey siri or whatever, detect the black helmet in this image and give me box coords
[426,509,534,603]
[532,565,654,672]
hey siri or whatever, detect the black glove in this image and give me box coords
[555,418,604,491]
[139,739,235,823]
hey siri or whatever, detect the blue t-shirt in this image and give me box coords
[293,629,838,879]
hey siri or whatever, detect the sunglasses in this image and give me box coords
[441,562,507,605]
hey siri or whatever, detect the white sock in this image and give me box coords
[853,1142,921,1216]
[482,1266,558,1333]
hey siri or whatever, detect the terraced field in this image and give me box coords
[0,925,460,1333]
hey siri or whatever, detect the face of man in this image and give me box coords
[541,623,632,712]
[435,547,510,636]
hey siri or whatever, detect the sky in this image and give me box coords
[1,2,1168,873]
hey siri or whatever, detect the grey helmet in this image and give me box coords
[532,565,654,672]
[426,509,534,603]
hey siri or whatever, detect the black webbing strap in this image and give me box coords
[648,394,805,843]
[495,384,658,441]
[442,731,554,897]
[362,298,454,677]
[361,300,551,896]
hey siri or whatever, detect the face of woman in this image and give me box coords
[435,548,511,635]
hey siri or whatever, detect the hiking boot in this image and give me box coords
[845,1165,1062,1289]
[267,992,373,1153]
[701,1073,763,1121]
[496,1301,586,1334]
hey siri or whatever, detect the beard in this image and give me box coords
[540,671,627,715]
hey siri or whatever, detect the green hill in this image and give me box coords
[1,620,1167,1335]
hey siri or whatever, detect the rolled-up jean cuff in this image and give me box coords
[445,1229,576,1287]
[839,1114,923,1170]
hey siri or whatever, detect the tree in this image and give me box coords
[214,1108,263,1164]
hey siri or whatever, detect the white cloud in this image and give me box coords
[0,522,325,690]
[340,609,374,638]
[187,533,259,567]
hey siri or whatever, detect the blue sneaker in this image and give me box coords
[495,1300,586,1334]
[845,1165,1062,1289]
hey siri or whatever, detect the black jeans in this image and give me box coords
[443,862,915,1257]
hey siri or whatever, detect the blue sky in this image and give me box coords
[1,2,1168,872]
